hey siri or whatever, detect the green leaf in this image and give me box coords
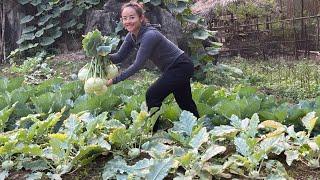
[189,127,209,150]
[10,87,30,104]
[60,3,73,11]
[19,144,43,156]
[19,43,39,51]
[82,29,104,57]
[64,114,82,137]
[22,26,36,34]
[0,170,9,180]
[131,159,153,177]
[265,160,290,179]
[142,141,171,158]
[44,23,54,30]
[50,28,62,39]
[201,145,226,162]
[108,128,131,147]
[205,47,220,56]
[192,29,211,40]
[25,172,43,180]
[97,46,112,56]
[146,158,174,180]
[150,0,162,6]
[34,78,63,95]
[18,0,32,5]
[234,136,251,156]
[210,125,238,137]
[0,103,17,132]
[20,15,34,24]
[214,100,241,118]
[162,104,181,121]
[167,2,188,13]
[284,150,299,166]
[182,14,200,24]
[315,135,320,147]
[30,0,41,6]
[172,111,197,136]
[72,145,105,165]
[0,77,8,92]
[62,19,77,29]
[39,37,55,46]
[17,32,36,44]
[38,14,53,26]
[35,28,45,37]
[230,115,242,129]
[102,156,130,179]
[301,111,317,134]
[247,113,260,137]
[22,159,49,171]
[178,152,196,167]
[7,77,24,92]
[30,92,55,113]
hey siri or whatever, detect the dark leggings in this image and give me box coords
[146,54,200,119]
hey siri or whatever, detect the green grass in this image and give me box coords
[203,56,320,102]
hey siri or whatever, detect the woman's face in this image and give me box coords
[121,7,143,36]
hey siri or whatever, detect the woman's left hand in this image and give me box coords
[106,79,113,86]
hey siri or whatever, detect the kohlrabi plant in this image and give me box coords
[79,29,120,95]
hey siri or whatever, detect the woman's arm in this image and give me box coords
[109,33,134,64]
[112,31,159,84]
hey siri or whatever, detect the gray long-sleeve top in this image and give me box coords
[109,25,184,84]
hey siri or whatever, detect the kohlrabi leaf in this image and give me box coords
[102,156,131,179]
[146,158,174,180]
[201,144,226,162]
[234,137,251,157]
[247,113,260,138]
[189,127,209,150]
[172,111,197,136]
[284,150,299,166]
[301,112,317,135]
[0,102,17,132]
[210,125,238,137]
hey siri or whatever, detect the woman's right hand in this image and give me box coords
[106,79,113,86]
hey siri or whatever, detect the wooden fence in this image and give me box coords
[210,0,320,60]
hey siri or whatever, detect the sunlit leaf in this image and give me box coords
[146,158,174,180]
[301,111,317,134]
[201,145,226,162]
[234,137,251,156]
[210,125,238,137]
[189,127,209,150]
[172,111,197,136]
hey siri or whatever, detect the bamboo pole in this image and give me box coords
[1,1,5,63]
[317,17,319,51]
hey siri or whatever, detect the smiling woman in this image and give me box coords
[108,1,200,131]
[120,2,146,36]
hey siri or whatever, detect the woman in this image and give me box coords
[107,1,200,128]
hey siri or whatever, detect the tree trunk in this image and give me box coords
[0,0,23,63]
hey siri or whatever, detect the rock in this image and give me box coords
[85,10,117,35]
